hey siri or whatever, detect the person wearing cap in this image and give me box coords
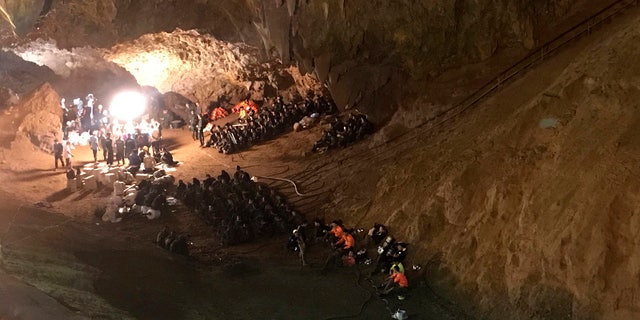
[291,226,307,266]
[380,265,409,298]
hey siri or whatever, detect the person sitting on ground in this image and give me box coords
[176,180,187,200]
[151,193,167,211]
[233,165,251,183]
[169,234,190,256]
[66,167,76,180]
[367,223,389,246]
[127,150,142,175]
[142,153,157,174]
[327,220,345,243]
[160,147,178,166]
[145,192,165,220]
[164,231,176,249]
[313,218,331,244]
[322,226,355,272]
[156,226,170,247]
[380,265,409,298]
[389,261,405,275]
[335,231,355,254]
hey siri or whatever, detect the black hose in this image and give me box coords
[322,265,376,320]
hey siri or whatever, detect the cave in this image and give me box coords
[0,0,638,319]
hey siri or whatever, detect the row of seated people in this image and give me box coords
[175,166,306,246]
[204,95,336,154]
[311,113,374,153]
[126,146,178,175]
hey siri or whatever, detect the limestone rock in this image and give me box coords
[10,82,62,152]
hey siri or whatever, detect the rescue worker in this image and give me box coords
[197,113,207,146]
[327,220,345,243]
[335,232,355,254]
[380,265,409,299]
[53,139,64,170]
[291,226,308,266]
[156,226,170,247]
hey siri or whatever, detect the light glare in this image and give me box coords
[109,91,146,121]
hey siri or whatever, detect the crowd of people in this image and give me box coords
[311,113,374,153]
[286,219,411,298]
[56,91,409,299]
[175,166,305,246]
[200,95,337,154]
[53,93,180,172]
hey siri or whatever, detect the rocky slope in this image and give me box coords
[310,7,640,320]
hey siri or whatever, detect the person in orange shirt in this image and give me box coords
[336,232,355,252]
[380,265,409,298]
[329,221,344,239]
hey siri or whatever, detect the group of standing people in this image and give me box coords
[52,139,74,170]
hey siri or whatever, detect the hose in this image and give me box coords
[323,265,375,320]
[251,175,307,196]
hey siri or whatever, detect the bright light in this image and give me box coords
[109,91,147,121]
[109,51,175,91]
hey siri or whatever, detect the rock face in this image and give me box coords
[324,11,640,320]
[0,0,635,319]
[0,50,57,97]
[7,39,139,104]
[104,29,321,107]
[2,0,597,122]
[5,82,62,153]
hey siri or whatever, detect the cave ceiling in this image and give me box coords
[0,0,592,123]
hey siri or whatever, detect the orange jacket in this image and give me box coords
[337,233,355,249]
[331,225,344,238]
[391,272,408,287]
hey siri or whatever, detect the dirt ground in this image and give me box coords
[0,123,467,320]
[1,2,634,319]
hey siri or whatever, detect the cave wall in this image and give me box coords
[1,0,599,123]
[326,11,640,319]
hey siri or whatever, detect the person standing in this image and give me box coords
[124,134,137,159]
[53,139,64,171]
[150,122,162,156]
[198,113,207,146]
[62,140,73,168]
[98,131,108,161]
[115,136,125,166]
[189,110,199,141]
[104,133,114,166]
[88,131,99,163]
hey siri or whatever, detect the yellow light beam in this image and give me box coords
[0,4,17,35]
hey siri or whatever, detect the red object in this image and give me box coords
[342,255,356,267]
[210,107,229,121]
[391,272,409,287]
[231,100,259,114]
